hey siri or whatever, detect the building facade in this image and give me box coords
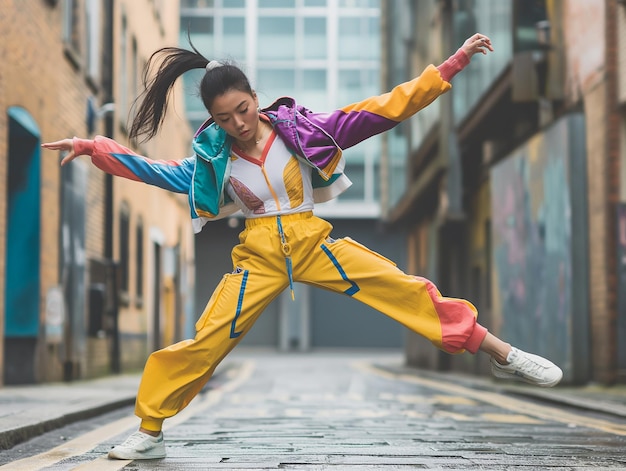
[0,0,194,385]
[382,0,623,385]
[180,0,408,350]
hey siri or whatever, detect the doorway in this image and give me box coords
[4,107,41,384]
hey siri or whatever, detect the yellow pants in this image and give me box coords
[137,212,487,431]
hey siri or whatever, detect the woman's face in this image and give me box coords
[210,89,260,144]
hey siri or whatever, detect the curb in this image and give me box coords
[0,397,136,451]
[0,363,238,451]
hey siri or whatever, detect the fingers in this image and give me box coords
[462,33,494,58]
[472,33,493,53]
[41,138,77,166]
[41,139,72,151]
[60,151,77,166]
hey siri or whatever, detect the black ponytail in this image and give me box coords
[130,46,207,141]
[129,41,254,142]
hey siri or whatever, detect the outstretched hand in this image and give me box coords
[41,139,78,166]
[461,33,493,59]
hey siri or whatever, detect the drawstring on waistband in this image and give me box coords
[244,212,312,301]
[276,215,295,301]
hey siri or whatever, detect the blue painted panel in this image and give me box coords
[5,108,41,337]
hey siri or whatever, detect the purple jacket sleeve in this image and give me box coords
[307,64,451,151]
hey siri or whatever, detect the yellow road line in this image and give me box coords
[0,361,255,471]
[357,362,626,436]
[0,416,136,471]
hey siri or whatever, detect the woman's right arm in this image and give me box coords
[42,135,193,194]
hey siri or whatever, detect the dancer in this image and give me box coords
[42,33,562,460]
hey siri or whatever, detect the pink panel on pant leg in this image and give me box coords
[414,276,487,354]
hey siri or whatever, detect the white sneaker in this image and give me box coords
[490,347,563,388]
[108,430,166,460]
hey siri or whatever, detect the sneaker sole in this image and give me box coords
[491,363,563,388]
[108,449,166,460]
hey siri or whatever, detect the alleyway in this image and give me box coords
[1,350,625,470]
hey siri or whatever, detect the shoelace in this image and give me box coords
[121,432,154,446]
[512,353,547,376]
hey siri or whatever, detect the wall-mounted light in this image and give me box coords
[86,96,115,135]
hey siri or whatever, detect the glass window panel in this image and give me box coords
[372,161,380,201]
[63,0,80,53]
[338,163,365,200]
[367,17,381,60]
[515,0,548,52]
[305,0,326,5]
[257,69,296,107]
[222,17,246,59]
[181,15,214,55]
[184,15,214,34]
[303,17,326,59]
[259,0,295,7]
[338,16,380,60]
[338,69,378,106]
[387,129,408,208]
[135,219,144,302]
[452,0,512,123]
[258,17,296,60]
[181,0,214,7]
[182,69,207,114]
[339,18,361,59]
[86,0,100,81]
[223,0,245,7]
[300,69,328,110]
[302,70,326,90]
[339,0,379,8]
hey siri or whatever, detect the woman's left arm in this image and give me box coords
[311,33,493,150]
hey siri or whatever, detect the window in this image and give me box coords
[130,37,139,125]
[257,69,295,106]
[62,0,81,59]
[339,163,365,200]
[119,16,128,126]
[303,17,326,59]
[339,0,379,7]
[514,0,548,52]
[181,0,214,7]
[119,203,130,305]
[338,16,380,60]
[85,0,100,82]
[300,69,328,109]
[136,218,144,307]
[338,69,378,106]
[223,17,246,59]
[180,15,214,55]
[222,0,245,7]
[259,0,295,7]
[258,17,295,60]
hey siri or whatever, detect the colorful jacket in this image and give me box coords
[74,64,452,233]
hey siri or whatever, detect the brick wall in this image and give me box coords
[1,0,108,382]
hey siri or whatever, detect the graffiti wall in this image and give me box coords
[491,114,587,375]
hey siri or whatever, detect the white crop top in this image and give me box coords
[226,130,315,219]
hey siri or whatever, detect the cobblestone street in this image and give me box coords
[101,351,626,470]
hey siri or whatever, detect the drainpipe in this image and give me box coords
[102,0,120,374]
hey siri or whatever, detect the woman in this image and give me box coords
[42,33,562,461]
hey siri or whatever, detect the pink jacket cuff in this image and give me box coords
[437,48,470,83]
[73,137,94,157]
